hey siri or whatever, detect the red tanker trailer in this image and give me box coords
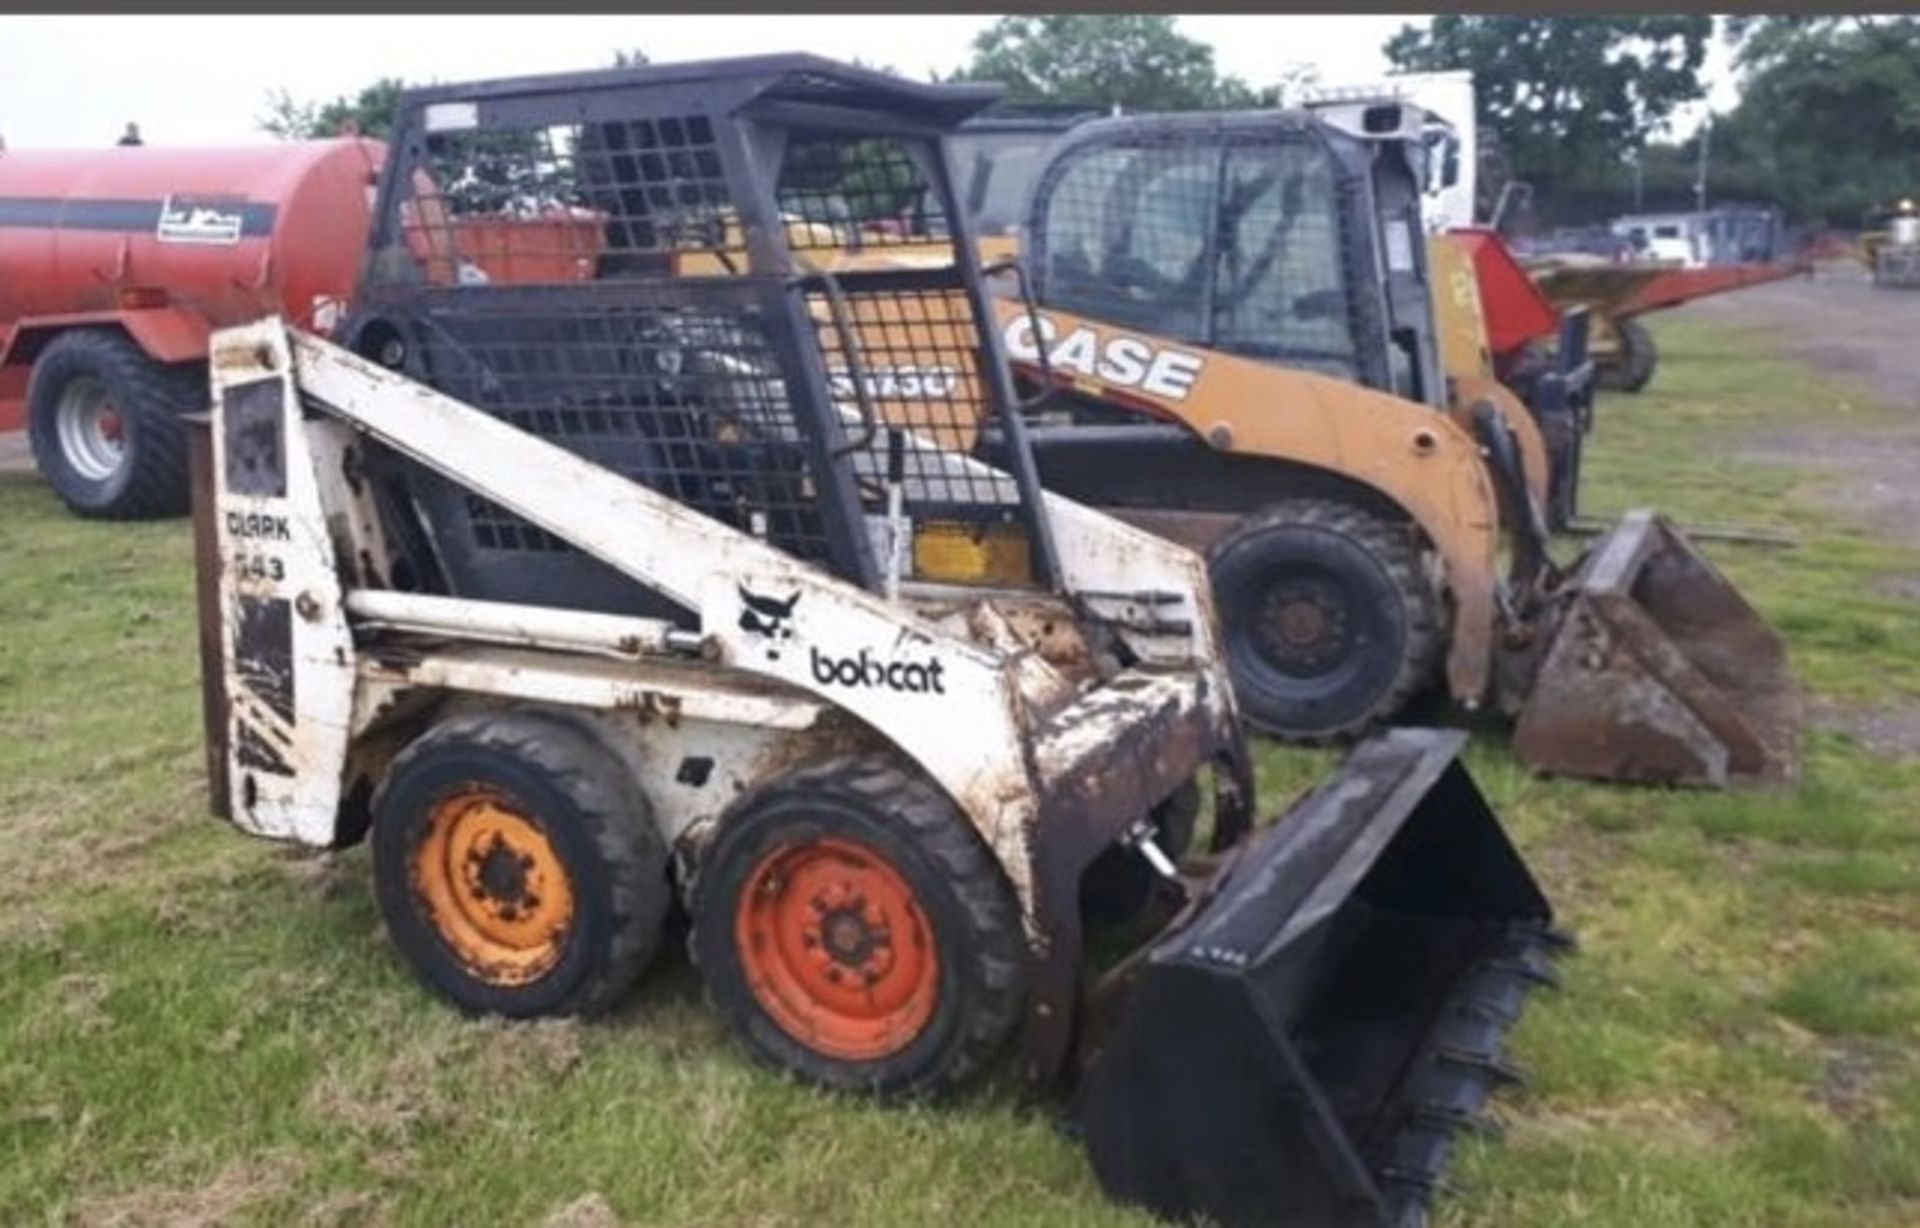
[0,139,383,516]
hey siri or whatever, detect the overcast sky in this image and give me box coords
[0,14,1736,150]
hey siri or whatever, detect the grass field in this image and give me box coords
[3,316,1920,1226]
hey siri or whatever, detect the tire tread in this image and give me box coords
[1598,318,1658,394]
[27,329,199,519]
[1210,496,1444,743]
[689,755,1026,1098]
[374,709,667,1016]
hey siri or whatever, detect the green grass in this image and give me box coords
[5,315,1920,1224]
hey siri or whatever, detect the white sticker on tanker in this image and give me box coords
[1002,315,1205,402]
[157,196,244,245]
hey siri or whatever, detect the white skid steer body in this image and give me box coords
[198,317,1250,1081]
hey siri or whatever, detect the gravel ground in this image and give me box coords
[1685,260,1920,756]
[1691,261,1920,549]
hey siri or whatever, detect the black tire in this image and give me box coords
[371,709,670,1018]
[690,757,1026,1098]
[1596,318,1658,394]
[1208,498,1443,742]
[26,329,200,519]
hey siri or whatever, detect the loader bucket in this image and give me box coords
[1514,509,1800,788]
[1080,728,1561,1228]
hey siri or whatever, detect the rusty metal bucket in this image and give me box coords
[1078,729,1563,1228]
[1513,509,1800,787]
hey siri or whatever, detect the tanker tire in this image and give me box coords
[26,329,200,519]
[1596,318,1658,394]
[690,757,1027,1099]
[1209,499,1443,743]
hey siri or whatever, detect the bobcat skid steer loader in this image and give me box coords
[188,57,1562,1227]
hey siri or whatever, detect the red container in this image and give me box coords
[0,138,386,429]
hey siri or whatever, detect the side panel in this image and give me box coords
[1428,232,1495,383]
[207,329,357,843]
[0,307,211,367]
[272,323,1049,886]
[351,654,837,850]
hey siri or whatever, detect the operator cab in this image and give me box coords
[345,56,1062,619]
[1020,107,1447,408]
[949,110,1098,237]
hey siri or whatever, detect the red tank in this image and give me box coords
[0,138,386,430]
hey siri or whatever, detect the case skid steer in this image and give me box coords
[935,106,1798,787]
[951,106,1591,531]
[191,58,1564,1226]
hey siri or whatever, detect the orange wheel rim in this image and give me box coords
[735,835,940,1062]
[412,786,575,986]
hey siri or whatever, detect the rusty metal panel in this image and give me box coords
[1013,668,1251,1085]
[208,326,360,843]
[1514,510,1800,787]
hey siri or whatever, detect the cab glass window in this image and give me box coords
[1210,141,1357,370]
[1038,142,1219,337]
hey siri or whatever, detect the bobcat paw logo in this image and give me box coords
[738,585,800,660]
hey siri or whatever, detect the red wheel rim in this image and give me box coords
[734,835,940,1061]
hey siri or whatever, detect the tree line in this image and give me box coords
[260,16,1920,227]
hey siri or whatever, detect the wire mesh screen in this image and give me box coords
[367,80,1048,597]
[402,116,744,285]
[777,133,953,249]
[1036,135,1362,376]
[808,282,1021,516]
[409,280,845,572]
[394,123,958,287]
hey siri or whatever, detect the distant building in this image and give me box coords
[1610,207,1784,267]
[116,122,143,147]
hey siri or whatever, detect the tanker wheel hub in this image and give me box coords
[53,376,129,482]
